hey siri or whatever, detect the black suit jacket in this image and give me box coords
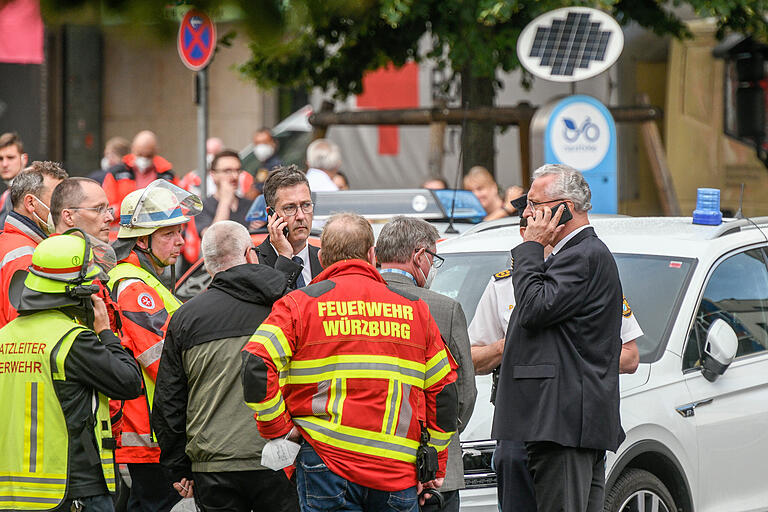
[492,226,624,451]
[256,237,323,289]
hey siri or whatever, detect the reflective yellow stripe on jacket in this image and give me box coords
[108,262,182,437]
[0,311,91,509]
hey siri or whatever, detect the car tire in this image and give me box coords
[604,468,677,512]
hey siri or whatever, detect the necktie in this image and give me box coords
[292,256,306,287]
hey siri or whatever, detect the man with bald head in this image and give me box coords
[102,130,177,222]
[51,177,115,243]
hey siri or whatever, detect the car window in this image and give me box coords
[683,248,768,370]
[431,251,510,323]
[432,250,693,363]
[613,254,695,362]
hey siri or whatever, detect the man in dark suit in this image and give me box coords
[257,165,322,288]
[492,164,623,512]
[376,216,476,512]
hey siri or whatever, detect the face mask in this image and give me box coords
[261,436,301,470]
[253,143,275,162]
[100,157,111,171]
[134,156,152,172]
[416,253,436,289]
[31,195,56,235]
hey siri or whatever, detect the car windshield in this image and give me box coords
[431,251,695,362]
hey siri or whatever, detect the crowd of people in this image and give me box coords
[0,126,640,512]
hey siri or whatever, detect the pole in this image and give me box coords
[196,69,208,199]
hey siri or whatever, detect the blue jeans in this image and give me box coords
[295,442,417,512]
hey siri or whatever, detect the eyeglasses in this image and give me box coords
[424,248,444,269]
[213,167,242,175]
[245,246,258,258]
[280,202,314,217]
[66,205,115,216]
[526,198,566,209]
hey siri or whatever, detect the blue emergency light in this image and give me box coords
[431,190,487,223]
[692,188,723,226]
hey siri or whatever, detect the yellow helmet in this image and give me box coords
[13,232,104,313]
[118,179,202,239]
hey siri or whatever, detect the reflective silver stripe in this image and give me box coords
[290,362,423,380]
[0,496,61,504]
[0,476,66,484]
[4,216,43,243]
[294,418,417,457]
[0,245,34,268]
[115,278,142,300]
[29,382,38,472]
[259,396,285,417]
[425,357,450,381]
[254,329,288,367]
[395,384,412,438]
[385,381,399,434]
[429,436,451,447]
[312,380,330,417]
[136,341,164,368]
[121,432,159,448]
[331,378,343,424]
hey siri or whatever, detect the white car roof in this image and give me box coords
[438,216,768,259]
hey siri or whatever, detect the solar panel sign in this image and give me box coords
[517,7,624,83]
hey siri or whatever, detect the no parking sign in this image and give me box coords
[177,10,216,71]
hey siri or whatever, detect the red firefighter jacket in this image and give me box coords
[109,251,178,463]
[242,259,458,492]
[0,213,45,328]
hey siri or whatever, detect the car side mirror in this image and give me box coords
[701,318,738,382]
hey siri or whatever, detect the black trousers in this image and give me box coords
[192,470,300,512]
[126,463,179,512]
[420,489,459,512]
[494,440,536,512]
[525,441,605,512]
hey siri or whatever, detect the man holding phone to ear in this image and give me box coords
[493,164,625,512]
[256,165,323,288]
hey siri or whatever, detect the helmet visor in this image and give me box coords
[124,180,202,229]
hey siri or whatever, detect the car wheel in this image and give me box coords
[604,468,677,512]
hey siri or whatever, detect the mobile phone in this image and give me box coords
[552,202,572,226]
[266,206,290,238]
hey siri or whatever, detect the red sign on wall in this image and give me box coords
[357,62,419,155]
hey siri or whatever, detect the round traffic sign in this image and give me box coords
[177,10,216,71]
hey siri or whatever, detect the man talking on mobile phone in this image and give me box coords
[493,164,624,512]
[256,165,323,289]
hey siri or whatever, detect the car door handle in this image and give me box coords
[675,398,714,418]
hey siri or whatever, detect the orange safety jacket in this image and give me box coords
[242,260,458,492]
[109,251,180,463]
[102,154,177,227]
[0,214,45,329]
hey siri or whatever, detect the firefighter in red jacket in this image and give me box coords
[242,212,458,512]
[108,179,202,512]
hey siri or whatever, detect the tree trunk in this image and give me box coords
[460,66,495,177]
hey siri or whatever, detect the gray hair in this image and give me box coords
[531,164,592,212]
[375,216,439,264]
[263,165,310,208]
[11,162,69,208]
[306,139,342,171]
[202,221,252,275]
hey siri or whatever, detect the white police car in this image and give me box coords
[433,215,768,512]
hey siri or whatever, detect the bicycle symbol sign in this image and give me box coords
[177,10,216,71]
[563,117,600,142]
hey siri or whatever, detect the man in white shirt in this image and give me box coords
[305,138,342,192]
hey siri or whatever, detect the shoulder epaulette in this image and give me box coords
[493,268,512,281]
